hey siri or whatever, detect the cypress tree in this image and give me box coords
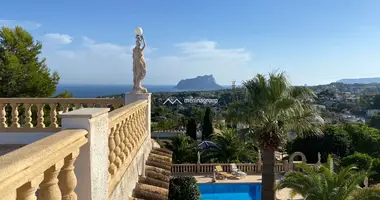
[202,107,213,140]
[186,118,197,140]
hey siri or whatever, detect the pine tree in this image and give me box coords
[202,107,213,140]
[0,26,59,97]
[186,118,197,140]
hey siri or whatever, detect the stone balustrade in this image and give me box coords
[172,163,262,175]
[0,129,88,199]
[0,98,124,132]
[107,99,149,195]
[171,162,314,175]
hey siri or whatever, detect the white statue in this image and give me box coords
[197,151,201,164]
[132,27,147,93]
[364,177,369,188]
[317,152,321,165]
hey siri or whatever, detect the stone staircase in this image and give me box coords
[130,148,173,200]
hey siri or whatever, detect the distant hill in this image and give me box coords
[174,75,224,91]
[336,77,380,84]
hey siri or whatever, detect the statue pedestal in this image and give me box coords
[125,93,152,138]
[125,92,151,104]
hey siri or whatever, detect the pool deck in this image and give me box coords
[194,175,303,200]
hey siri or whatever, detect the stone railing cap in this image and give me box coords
[60,108,110,119]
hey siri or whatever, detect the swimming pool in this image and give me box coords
[198,183,262,200]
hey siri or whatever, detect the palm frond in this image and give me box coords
[351,187,380,200]
[277,154,377,200]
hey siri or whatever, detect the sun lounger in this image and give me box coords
[230,163,247,177]
[215,165,238,179]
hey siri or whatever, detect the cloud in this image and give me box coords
[42,36,254,85]
[153,41,254,84]
[42,33,73,46]
[0,19,41,30]
[174,41,250,62]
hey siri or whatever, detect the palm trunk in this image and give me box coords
[261,147,276,200]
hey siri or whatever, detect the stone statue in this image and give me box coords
[132,32,147,93]
[364,176,369,188]
[317,152,321,165]
[197,151,201,164]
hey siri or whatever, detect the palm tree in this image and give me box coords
[227,72,322,200]
[201,128,257,163]
[276,155,380,200]
[166,133,198,164]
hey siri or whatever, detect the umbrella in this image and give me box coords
[198,141,218,150]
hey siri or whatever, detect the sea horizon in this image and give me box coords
[55,84,232,98]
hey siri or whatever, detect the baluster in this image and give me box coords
[128,116,138,147]
[130,114,138,143]
[49,103,59,128]
[124,120,133,160]
[36,104,45,128]
[24,103,33,128]
[16,174,44,200]
[135,112,142,142]
[38,161,64,200]
[136,110,143,139]
[114,123,122,168]
[10,103,20,128]
[74,104,82,110]
[1,103,8,128]
[108,127,117,177]
[58,150,79,200]
[118,120,126,162]
[143,105,148,133]
[137,111,144,139]
[141,108,147,136]
[62,104,69,113]
[131,115,140,148]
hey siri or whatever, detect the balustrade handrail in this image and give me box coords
[0,129,88,198]
[0,97,124,104]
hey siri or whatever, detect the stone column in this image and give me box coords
[125,93,152,138]
[60,108,110,200]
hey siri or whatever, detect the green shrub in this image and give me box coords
[371,158,380,183]
[169,176,200,200]
[340,152,373,171]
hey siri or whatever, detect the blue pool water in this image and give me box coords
[198,183,262,200]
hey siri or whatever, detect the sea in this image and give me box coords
[54,84,178,98]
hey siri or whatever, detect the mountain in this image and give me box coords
[336,77,380,84]
[174,75,224,91]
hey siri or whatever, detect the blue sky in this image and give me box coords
[1,0,380,86]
